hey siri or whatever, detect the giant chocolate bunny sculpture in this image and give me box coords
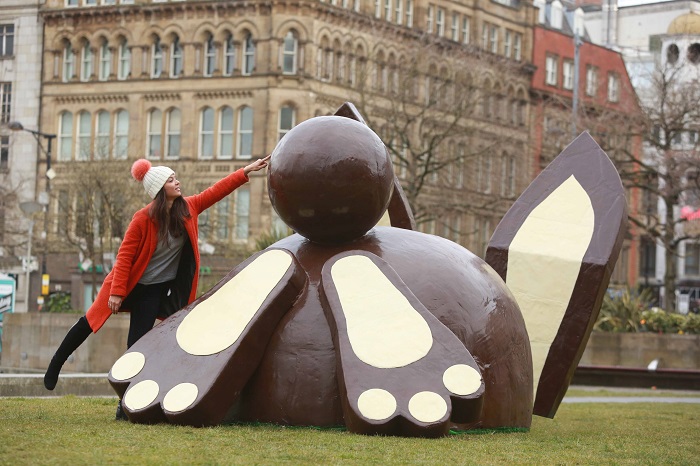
[108,103,626,437]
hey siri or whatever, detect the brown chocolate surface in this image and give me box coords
[485,132,627,418]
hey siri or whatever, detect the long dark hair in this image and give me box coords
[149,189,190,246]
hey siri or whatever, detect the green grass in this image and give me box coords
[1,397,698,465]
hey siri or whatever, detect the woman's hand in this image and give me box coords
[243,154,271,175]
[108,295,124,315]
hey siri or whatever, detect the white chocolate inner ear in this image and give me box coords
[176,249,292,356]
[506,175,595,398]
[331,255,432,368]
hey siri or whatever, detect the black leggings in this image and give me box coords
[123,282,169,349]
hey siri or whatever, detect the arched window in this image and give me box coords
[63,42,75,82]
[282,31,298,75]
[147,109,162,158]
[204,34,216,77]
[667,43,680,65]
[223,33,235,76]
[95,110,110,159]
[77,111,91,161]
[278,106,295,140]
[243,33,255,75]
[170,36,183,77]
[80,42,93,82]
[151,36,164,78]
[58,112,73,161]
[166,108,181,158]
[99,39,111,81]
[219,106,234,158]
[118,38,130,80]
[199,107,215,159]
[237,106,253,159]
[114,110,129,159]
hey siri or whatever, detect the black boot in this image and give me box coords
[115,399,128,421]
[44,316,92,390]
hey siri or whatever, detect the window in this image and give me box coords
[147,109,162,158]
[237,106,253,158]
[563,60,574,90]
[0,136,9,171]
[234,187,250,240]
[451,13,459,41]
[375,0,381,18]
[219,106,233,158]
[586,66,598,96]
[427,5,434,34]
[99,40,111,81]
[480,154,492,193]
[114,110,128,159]
[501,155,515,197]
[77,111,91,161]
[405,0,413,27]
[0,83,10,124]
[278,106,295,140]
[165,108,181,158]
[607,73,619,102]
[504,30,512,58]
[95,110,110,159]
[152,37,164,78]
[545,55,558,86]
[217,197,229,240]
[204,34,216,77]
[490,25,498,54]
[80,43,93,82]
[436,8,445,36]
[395,0,403,25]
[224,34,235,76]
[243,33,255,75]
[63,42,75,82]
[117,39,130,80]
[0,24,14,56]
[513,33,522,61]
[58,112,73,161]
[199,107,214,159]
[170,36,183,77]
[551,0,563,29]
[689,43,700,64]
[282,31,298,74]
[384,0,391,21]
[462,17,470,44]
[667,43,679,65]
[685,243,700,276]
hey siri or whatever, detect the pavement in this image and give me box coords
[2,373,700,402]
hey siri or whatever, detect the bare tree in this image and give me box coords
[347,33,531,241]
[600,64,700,311]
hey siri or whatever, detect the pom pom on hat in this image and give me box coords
[131,159,175,199]
[131,159,151,182]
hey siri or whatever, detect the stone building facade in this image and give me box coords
[28,0,538,311]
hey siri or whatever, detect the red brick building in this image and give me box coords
[530,0,642,286]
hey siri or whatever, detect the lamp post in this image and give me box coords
[8,121,56,277]
[18,201,42,313]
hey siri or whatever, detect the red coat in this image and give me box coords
[86,169,249,332]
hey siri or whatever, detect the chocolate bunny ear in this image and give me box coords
[485,132,627,419]
[334,102,417,231]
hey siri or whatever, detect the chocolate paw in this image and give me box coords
[321,251,484,437]
[108,248,306,426]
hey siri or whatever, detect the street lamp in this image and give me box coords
[19,201,42,313]
[8,121,56,276]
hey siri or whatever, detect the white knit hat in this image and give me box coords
[131,159,175,199]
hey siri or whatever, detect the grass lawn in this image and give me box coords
[1,397,698,465]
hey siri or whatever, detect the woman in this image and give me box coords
[44,156,270,397]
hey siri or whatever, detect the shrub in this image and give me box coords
[254,228,291,251]
[594,288,653,333]
[640,308,700,335]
